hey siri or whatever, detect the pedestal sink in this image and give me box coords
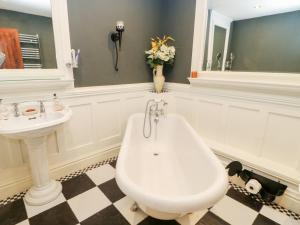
[0,108,72,206]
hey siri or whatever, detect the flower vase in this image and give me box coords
[153,65,165,93]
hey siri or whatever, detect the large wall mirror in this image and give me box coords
[0,0,73,91]
[204,0,300,73]
[0,0,57,70]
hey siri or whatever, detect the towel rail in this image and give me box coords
[19,33,42,68]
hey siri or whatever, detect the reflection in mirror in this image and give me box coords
[204,0,300,73]
[0,0,57,69]
[212,26,226,71]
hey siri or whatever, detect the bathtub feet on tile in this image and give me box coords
[131,202,139,212]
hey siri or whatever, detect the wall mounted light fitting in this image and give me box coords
[111,21,125,71]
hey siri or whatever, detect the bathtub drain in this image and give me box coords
[153,153,159,156]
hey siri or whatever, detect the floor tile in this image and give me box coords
[138,217,180,225]
[114,196,148,225]
[1,158,299,225]
[99,179,125,203]
[260,205,293,225]
[29,202,78,225]
[211,195,258,225]
[15,220,30,225]
[252,214,280,225]
[68,187,111,222]
[176,210,208,225]
[86,164,115,185]
[283,218,300,225]
[109,160,117,168]
[0,199,27,225]
[62,174,96,199]
[226,187,263,212]
[196,211,230,225]
[24,193,66,218]
[81,205,129,225]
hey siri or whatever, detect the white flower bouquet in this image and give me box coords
[145,36,176,68]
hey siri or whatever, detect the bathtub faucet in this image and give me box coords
[143,99,168,138]
[150,99,167,124]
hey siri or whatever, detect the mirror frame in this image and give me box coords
[207,10,232,71]
[0,0,74,92]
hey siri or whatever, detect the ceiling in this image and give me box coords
[0,0,51,17]
[209,0,300,20]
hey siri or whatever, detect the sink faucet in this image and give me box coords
[13,103,20,117]
[40,101,46,114]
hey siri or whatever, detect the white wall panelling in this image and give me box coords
[168,83,300,185]
[0,83,157,200]
[0,82,299,213]
[166,82,300,213]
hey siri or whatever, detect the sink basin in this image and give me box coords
[0,109,72,138]
[0,108,72,206]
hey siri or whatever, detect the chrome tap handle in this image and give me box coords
[12,103,20,117]
[40,101,46,114]
[163,101,168,117]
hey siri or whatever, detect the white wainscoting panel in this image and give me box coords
[167,83,300,187]
[225,105,263,156]
[0,137,23,169]
[64,103,94,152]
[167,82,300,214]
[261,112,300,168]
[174,96,196,125]
[196,99,224,143]
[1,82,299,213]
[94,99,121,143]
[0,83,153,200]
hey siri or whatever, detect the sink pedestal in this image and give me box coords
[24,136,62,206]
[0,108,72,206]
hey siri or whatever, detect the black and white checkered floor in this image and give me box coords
[0,158,299,225]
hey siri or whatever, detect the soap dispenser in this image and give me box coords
[52,94,64,111]
[0,99,9,120]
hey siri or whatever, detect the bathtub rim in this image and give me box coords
[116,113,229,214]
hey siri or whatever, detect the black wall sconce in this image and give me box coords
[111,21,125,71]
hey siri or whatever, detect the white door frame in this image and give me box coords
[207,10,233,71]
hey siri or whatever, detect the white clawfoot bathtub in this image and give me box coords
[116,113,228,220]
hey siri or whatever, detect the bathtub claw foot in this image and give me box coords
[131,202,139,212]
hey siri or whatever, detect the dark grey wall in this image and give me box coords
[162,0,196,84]
[0,9,57,68]
[68,0,196,86]
[229,10,300,73]
[68,0,163,87]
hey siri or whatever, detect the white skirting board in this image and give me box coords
[0,146,120,201]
